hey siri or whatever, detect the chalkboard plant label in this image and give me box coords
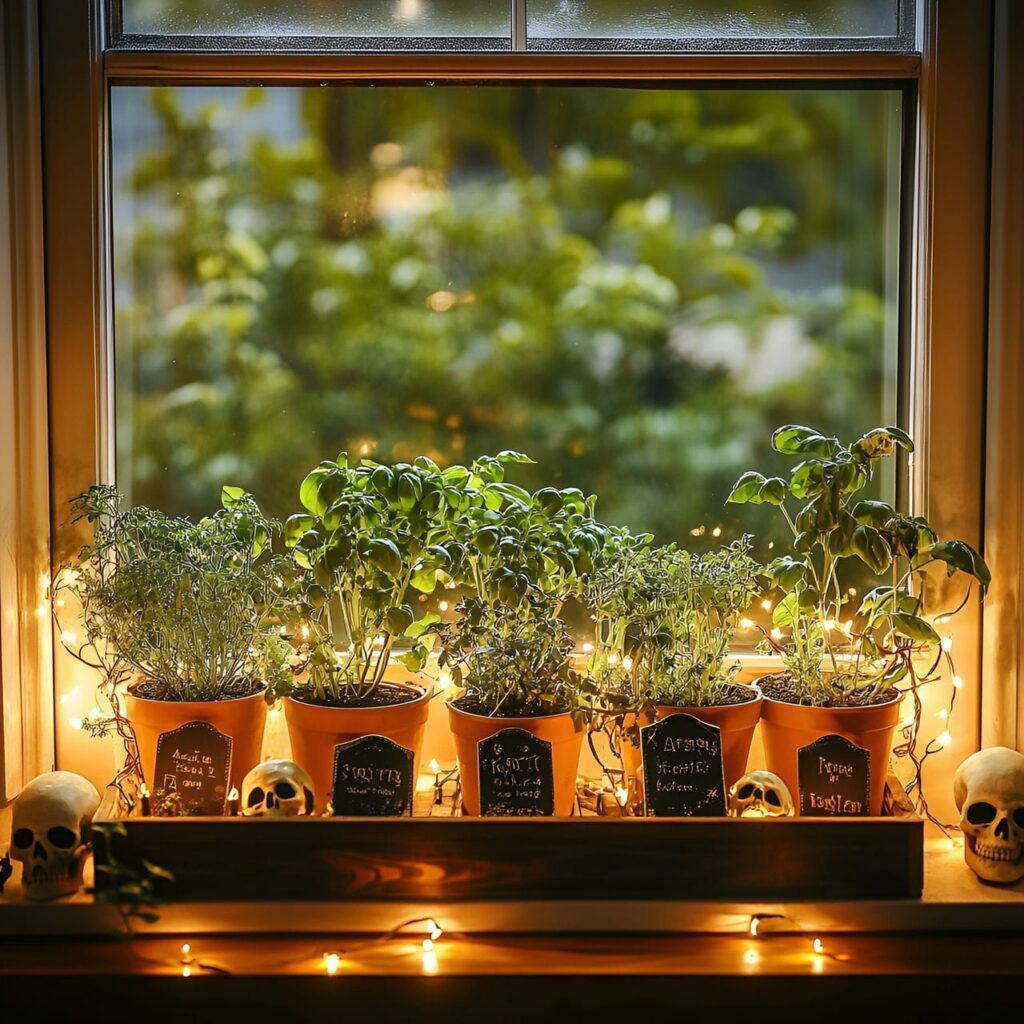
[331,734,415,816]
[798,733,871,816]
[478,728,555,816]
[153,720,233,815]
[641,713,727,817]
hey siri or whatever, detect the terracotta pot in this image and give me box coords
[125,685,268,797]
[760,685,902,816]
[284,676,432,813]
[447,701,584,816]
[620,685,762,813]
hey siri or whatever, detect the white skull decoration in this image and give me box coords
[953,746,1024,884]
[10,771,101,901]
[728,770,794,818]
[241,760,315,817]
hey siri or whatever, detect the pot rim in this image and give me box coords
[759,686,903,714]
[286,679,433,712]
[653,680,763,713]
[446,697,574,724]
[125,680,268,706]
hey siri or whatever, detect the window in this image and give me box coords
[30,1,998,824]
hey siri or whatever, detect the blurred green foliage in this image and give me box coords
[112,84,899,555]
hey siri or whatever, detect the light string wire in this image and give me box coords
[746,913,848,964]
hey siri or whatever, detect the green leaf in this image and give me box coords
[766,555,806,590]
[759,477,787,505]
[220,485,245,508]
[367,538,402,576]
[398,647,429,673]
[405,612,440,639]
[726,471,767,504]
[383,605,415,635]
[851,499,896,528]
[929,540,992,590]
[772,425,838,458]
[284,514,314,547]
[789,461,825,499]
[496,450,535,464]
[851,525,892,574]
[889,612,940,644]
[772,592,799,626]
[409,565,438,593]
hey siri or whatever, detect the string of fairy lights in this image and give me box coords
[136,913,842,977]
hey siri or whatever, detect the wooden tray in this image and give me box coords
[93,802,922,904]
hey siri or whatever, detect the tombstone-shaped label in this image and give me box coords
[641,713,727,817]
[478,728,555,816]
[153,720,233,815]
[798,733,871,816]
[331,735,414,816]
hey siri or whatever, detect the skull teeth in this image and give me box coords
[971,842,1023,863]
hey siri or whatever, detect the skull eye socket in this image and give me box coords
[246,786,266,808]
[736,784,755,800]
[274,781,296,800]
[13,828,33,849]
[764,789,782,807]
[47,826,77,849]
[966,801,997,825]
[1014,808,1024,828]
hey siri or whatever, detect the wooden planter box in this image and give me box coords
[93,812,922,903]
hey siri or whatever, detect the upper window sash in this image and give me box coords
[106,0,919,56]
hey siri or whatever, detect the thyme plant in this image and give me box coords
[586,536,762,713]
[59,485,296,702]
[728,425,990,706]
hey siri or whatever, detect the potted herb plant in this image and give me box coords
[438,470,610,816]
[728,425,990,814]
[587,536,764,809]
[281,452,469,810]
[59,486,295,801]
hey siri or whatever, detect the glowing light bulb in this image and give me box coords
[427,919,443,941]
[181,966,191,978]
[900,716,915,730]
[60,630,77,646]
[180,943,191,959]
[937,709,948,720]
[760,599,772,611]
[439,600,449,612]
[739,618,754,630]
[748,917,760,937]
[812,938,824,954]
[848,587,857,597]
[68,717,83,730]
[770,628,783,641]
[608,653,619,665]
[711,526,722,538]
[429,759,440,774]
[952,675,963,689]
[941,636,953,652]
[324,953,341,976]
[615,786,629,806]
[823,619,836,631]
[422,938,434,952]
[744,949,759,965]
[622,656,633,671]
[767,541,775,550]
[938,730,953,747]
[581,642,594,653]
[300,624,310,640]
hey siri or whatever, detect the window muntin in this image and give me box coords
[111,83,902,554]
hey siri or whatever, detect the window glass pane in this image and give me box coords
[111,85,901,552]
[120,0,510,38]
[528,1,900,40]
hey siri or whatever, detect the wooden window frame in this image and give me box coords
[2,0,1001,822]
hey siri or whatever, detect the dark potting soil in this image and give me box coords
[292,683,422,710]
[759,672,899,708]
[451,695,571,719]
[657,682,757,709]
[129,676,264,702]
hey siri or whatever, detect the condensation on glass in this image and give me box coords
[115,0,915,51]
[118,0,511,39]
[528,1,902,41]
[110,84,902,551]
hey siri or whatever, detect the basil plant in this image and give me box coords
[728,425,990,706]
